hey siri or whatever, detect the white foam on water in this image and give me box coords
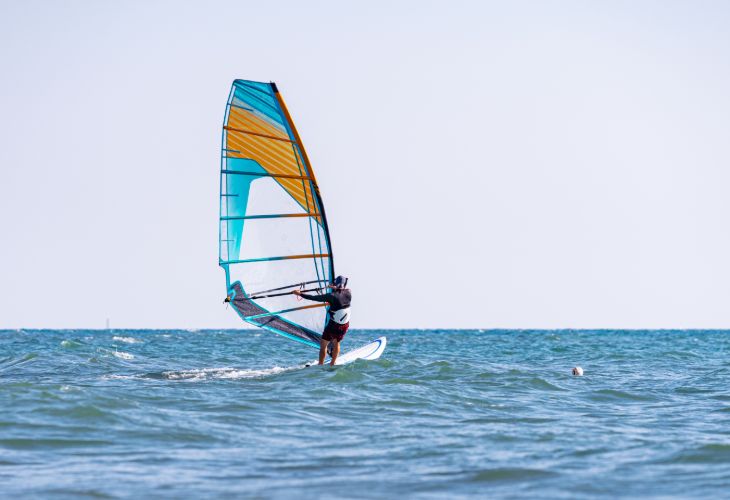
[162,365,296,381]
[113,336,141,344]
[103,374,139,380]
[102,365,301,383]
[113,351,134,360]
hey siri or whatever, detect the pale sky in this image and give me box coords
[2,0,730,329]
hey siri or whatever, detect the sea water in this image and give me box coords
[1,329,729,498]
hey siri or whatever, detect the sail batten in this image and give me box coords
[221,253,330,265]
[221,213,321,221]
[220,80,334,347]
[220,170,313,181]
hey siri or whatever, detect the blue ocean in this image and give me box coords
[1,329,729,498]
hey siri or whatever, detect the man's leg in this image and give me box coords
[330,340,340,366]
[319,339,329,365]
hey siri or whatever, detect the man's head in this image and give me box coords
[332,275,348,289]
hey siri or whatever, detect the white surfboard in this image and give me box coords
[305,336,387,367]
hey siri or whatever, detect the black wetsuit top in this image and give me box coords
[300,289,351,312]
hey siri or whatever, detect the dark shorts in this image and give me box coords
[322,321,349,342]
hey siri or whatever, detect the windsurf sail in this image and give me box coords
[219,80,334,348]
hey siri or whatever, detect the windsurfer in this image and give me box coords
[293,275,351,366]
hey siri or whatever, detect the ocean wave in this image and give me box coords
[102,368,285,381]
[468,467,557,483]
[0,437,113,449]
[141,366,298,381]
[103,374,139,381]
[0,353,38,371]
[113,336,141,344]
[588,388,656,402]
[654,443,730,465]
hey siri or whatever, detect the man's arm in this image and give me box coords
[293,290,333,304]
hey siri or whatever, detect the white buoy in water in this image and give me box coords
[572,366,584,376]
